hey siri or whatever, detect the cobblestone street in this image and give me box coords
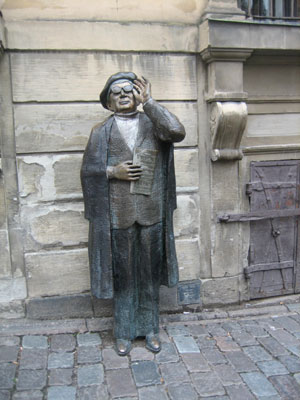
[1,297,300,399]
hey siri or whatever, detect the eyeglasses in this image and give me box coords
[110,84,134,95]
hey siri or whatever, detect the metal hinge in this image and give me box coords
[218,208,300,223]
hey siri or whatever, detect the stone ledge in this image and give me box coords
[26,294,93,319]
[1,296,298,336]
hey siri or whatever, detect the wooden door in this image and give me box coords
[245,160,300,299]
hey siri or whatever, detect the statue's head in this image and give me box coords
[100,72,139,113]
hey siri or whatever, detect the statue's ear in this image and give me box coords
[107,98,115,112]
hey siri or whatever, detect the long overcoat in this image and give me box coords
[81,100,184,299]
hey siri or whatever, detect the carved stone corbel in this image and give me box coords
[210,101,247,161]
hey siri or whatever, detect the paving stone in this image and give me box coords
[0,391,10,400]
[138,385,168,400]
[131,361,161,387]
[131,346,154,361]
[181,352,211,372]
[16,369,47,390]
[269,374,300,399]
[243,325,269,337]
[257,360,289,377]
[22,336,48,349]
[77,364,104,387]
[191,371,225,397]
[286,303,300,312]
[76,384,109,400]
[12,390,43,400]
[186,324,208,336]
[258,336,289,356]
[202,347,227,364]
[77,345,102,364]
[221,321,242,332]
[289,313,300,324]
[226,351,257,372]
[207,324,228,336]
[278,354,300,373]
[213,363,242,385]
[19,348,48,370]
[215,336,240,352]
[166,325,189,337]
[294,372,300,386]
[230,330,257,346]
[173,335,199,353]
[258,318,283,332]
[241,372,278,398]
[0,337,20,346]
[197,335,216,349]
[77,333,102,347]
[106,369,137,398]
[273,315,300,333]
[286,344,300,357]
[48,368,73,386]
[48,351,74,369]
[168,383,198,400]
[159,328,171,343]
[0,346,19,363]
[50,334,76,351]
[269,328,299,347]
[243,345,273,363]
[155,342,178,363]
[102,348,129,368]
[114,398,138,400]
[160,361,189,384]
[48,386,76,400]
[0,364,16,389]
[225,384,255,400]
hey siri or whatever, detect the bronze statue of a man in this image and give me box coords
[81,72,185,356]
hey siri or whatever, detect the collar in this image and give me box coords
[114,111,139,119]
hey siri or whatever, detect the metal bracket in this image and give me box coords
[218,208,300,223]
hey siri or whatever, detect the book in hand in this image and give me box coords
[130,148,158,195]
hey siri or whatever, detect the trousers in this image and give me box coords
[111,222,163,340]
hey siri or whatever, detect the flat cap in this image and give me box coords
[100,72,137,109]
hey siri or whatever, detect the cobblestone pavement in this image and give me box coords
[1,297,300,399]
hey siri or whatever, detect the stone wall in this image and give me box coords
[0,0,299,318]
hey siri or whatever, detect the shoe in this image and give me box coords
[115,339,132,356]
[145,334,161,353]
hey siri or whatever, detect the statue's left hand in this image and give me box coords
[133,76,152,104]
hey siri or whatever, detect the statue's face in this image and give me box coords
[107,81,137,113]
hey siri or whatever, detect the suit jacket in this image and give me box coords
[81,99,185,299]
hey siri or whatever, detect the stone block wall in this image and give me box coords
[1,0,299,318]
[0,0,210,317]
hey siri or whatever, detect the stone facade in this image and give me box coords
[0,0,299,318]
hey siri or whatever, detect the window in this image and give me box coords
[238,0,300,18]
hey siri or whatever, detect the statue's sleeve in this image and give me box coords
[81,124,108,221]
[143,98,186,143]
